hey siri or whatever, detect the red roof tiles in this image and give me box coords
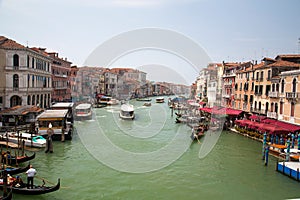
[0,36,25,49]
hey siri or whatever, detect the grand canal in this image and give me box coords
[12,98,300,200]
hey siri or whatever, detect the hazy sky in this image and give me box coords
[1,0,300,84]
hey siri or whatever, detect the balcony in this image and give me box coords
[223,73,236,78]
[222,93,230,98]
[223,82,232,86]
[267,112,278,119]
[286,92,300,99]
[268,91,279,98]
[254,92,262,96]
[54,74,68,78]
[252,108,266,115]
[5,65,28,71]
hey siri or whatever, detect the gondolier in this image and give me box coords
[26,165,37,189]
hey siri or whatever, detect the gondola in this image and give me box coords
[4,153,35,165]
[1,164,30,175]
[0,178,60,195]
[0,188,12,200]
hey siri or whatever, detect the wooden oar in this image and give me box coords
[35,176,70,189]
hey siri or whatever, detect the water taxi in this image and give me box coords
[74,103,93,120]
[36,109,73,140]
[119,104,135,120]
[156,97,165,103]
[98,95,112,105]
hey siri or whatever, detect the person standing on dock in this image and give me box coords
[26,165,36,189]
[45,123,54,153]
[264,145,269,166]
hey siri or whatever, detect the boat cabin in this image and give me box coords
[36,109,73,140]
[50,102,74,123]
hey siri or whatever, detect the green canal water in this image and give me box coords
[12,99,300,200]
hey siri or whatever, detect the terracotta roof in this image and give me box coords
[268,60,300,68]
[262,57,276,62]
[0,105,43,115]
[276,54,300,59]
[30,47,50,57]
[0,36,26,49]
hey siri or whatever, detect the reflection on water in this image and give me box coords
[13,98,300,200]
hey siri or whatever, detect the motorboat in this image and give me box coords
[156,97,164,103]
[119,104,135,120]
[74,103,93,120]
[107,98,119,106]
[1,132,46,148]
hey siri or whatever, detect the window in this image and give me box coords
[0,97,2,104]
[251,82,254,91]
[43,77,47,88]
[280,102,283,114]
[276,83,279,92]
[267,70,271,80]
[27,96,31,105]
[13,74,19,89]
[266,85,271,96]
[255,85,258,94]
[27,56,30,68]
[281,79,285,93]
[32,58,35,68]
[249,95,253,103]
[259,85,263,95]
[27,74,30,88]
[292,78,297,93]
[275,103,278,113]
[260,71,264,81]
[32,75,35,87]
[240,83,242,91]
[13,54,19,66]
[256,72,259,81]
[291,102,295,117]
[235,83,238,90]
[266,102,269,113]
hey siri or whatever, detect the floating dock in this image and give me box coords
[277,162,300,181]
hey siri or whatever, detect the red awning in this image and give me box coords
[257,123,290,135]
[261,119,300,133]
[235,119,248,127]
[225,108,243,116]
[199,107,212,113]
[200,107,243,116]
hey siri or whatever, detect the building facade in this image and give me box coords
[0,36,52,110]
[48,52,72,102]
